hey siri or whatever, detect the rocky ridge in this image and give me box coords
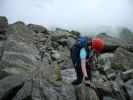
[0,16,133,100]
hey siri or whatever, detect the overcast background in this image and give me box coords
[0,0,133,34]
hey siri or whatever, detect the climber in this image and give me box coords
[71,36,104,85]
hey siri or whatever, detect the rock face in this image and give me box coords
[98,33,133,53]
[27,24,47,33]
[0,16,8,40]
[0,16,133,100]
[118,28,133,45]
[111,47,133,71]
[97,33,125,53]
[0,21,40,79]
[0,16,8,33]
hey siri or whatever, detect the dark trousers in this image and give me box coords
[74,63,91,81]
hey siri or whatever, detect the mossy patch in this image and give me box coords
[0,61,34,74]
[111,63,127,71]
[52,62,62,81]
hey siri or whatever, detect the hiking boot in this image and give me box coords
[72,79,82,85]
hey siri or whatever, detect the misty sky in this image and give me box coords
[0,0,133,34]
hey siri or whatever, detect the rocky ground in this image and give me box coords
[0,16,133,100]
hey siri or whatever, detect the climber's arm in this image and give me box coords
[80,48,88,77]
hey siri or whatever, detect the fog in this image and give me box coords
[0,0,133,35]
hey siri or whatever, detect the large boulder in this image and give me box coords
[57,46,72,69]
[118,28,133,45]
[0,16,8,40]
[75,85,99,100]
[0,73,126,100]
[61,68,76,83]
[27,24,47,33]
[111,47,133,71]
[0,49,38,75]
[0,16,8,33]
[97,33,133,53]
[51,28,74,42]
[0,76,77,100]
[122,69,133,81]
[98,48,133,79]
[0,74,30,100]
[0,21,40,78]
[97,33,127,53]
[98,53,114,76]
[103,97,116,100]
[124,79,133,100]
[8,21,35,45]
[12,80,32,100]
[70,30,80,38]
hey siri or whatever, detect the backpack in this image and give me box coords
[70,40,91,66]
[70,42,81,66]
[71,42,98,70]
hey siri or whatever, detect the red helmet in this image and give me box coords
[91,36,104,52]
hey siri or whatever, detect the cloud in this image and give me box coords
[0,0,133,35]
